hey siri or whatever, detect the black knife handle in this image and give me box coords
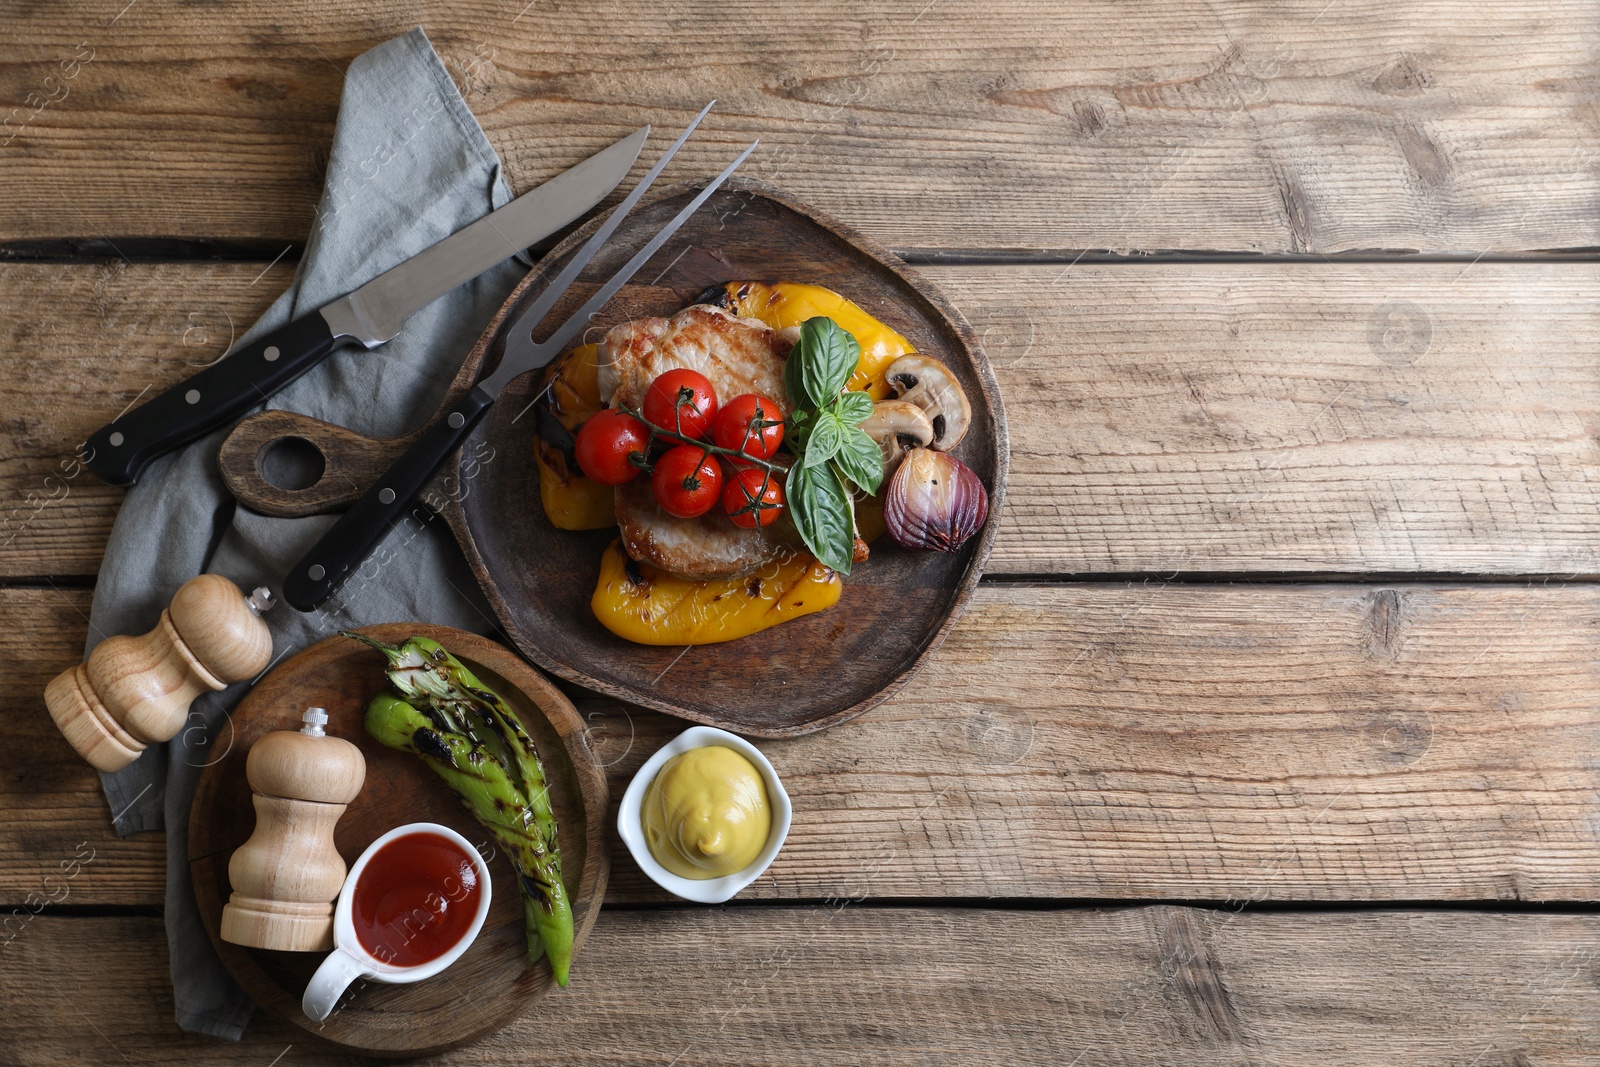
[282,385,496,612]
[85,314,341,487]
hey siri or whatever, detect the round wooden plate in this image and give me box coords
[218,180,1009,737]
[189,625,608,1058]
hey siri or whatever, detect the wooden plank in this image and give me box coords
[3,2,1597,252]
[9,581,1600,905]
[4,909,1599,1064]
[0,261,280,578]
[0,587,169,905]
[5,261,1599,578]
[948,263,1600,577]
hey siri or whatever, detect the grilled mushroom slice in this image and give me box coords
[884,355,971,450]
[860,399,935,478]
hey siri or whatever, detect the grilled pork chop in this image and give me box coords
[598,305,797,579]
[614,476,801,580]
[597,304,791,412]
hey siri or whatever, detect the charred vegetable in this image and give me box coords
[883,448,990,553]
[883,355,971,450]
[533,343,615,530]
[591,539,840,645]
[701,280,914,398]
[344,633,574,986]
[859,399,935,479]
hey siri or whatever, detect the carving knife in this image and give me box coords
[283,102,755,611]
[84,125,652,487]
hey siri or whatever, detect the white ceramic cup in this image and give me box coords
[617,726,792,904]
[301,822,492,1023]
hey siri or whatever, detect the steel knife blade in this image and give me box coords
[85,126,651,487]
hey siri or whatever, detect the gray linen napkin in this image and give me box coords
[88,28,530,1039]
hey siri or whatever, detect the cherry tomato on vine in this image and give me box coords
[711,393,785,461]
[651,444,723,518]
[643,369,719,439]
[573,408,649,485]
[721,466,785,528]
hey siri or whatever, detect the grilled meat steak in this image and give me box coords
[598,304,790,415]
[599,305,798,579]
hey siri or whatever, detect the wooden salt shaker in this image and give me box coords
[44,573,275,773]
[220,707,366,952]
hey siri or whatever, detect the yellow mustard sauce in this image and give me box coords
[590,540,841,645]
[642,746,772,879]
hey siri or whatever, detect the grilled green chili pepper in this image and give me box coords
[346,633,574,985]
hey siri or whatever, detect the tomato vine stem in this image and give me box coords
[616,403,788,476]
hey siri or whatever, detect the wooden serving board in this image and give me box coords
[219,180,1008,736]
[189,625,608,1058]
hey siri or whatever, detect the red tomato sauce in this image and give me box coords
[352,832,482,968]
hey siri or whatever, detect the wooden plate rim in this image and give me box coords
[440,178,1009,737]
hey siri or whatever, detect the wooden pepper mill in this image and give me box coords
[220,707,366,952]
[44,573,275,773]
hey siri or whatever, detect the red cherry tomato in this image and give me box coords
[651,444,723,518]
[573,408,649,485]
[721,466,785,528]
[711,393,784,460]
[643,369,718,439]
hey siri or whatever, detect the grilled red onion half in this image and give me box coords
[883,447,989,553]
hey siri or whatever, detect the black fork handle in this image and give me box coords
[281,385,496,612]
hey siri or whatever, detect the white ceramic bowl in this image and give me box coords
[617,726,791,903]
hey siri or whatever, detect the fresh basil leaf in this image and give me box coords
[793,317,860,408]
[803,410,846,468]
[785,408,811,452]
[834,427,884,495]
[783,333,810,410]
[787,460,855,574]
[834,389,874,426]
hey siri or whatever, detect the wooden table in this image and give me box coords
[4,3,1599,1062]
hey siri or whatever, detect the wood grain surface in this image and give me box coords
[6,909,1600,1065]
[3,2,1597,253]
[6,261,1600,579]
[12,581,1600,905]
[4,3,1598,1061]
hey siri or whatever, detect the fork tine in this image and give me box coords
[505,101,716,354]
[522,141,759,369]
[496,143,758,415]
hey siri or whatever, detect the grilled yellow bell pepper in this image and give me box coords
[534,343,615,530]
[855,489,887,545]
[707,281,913,399]
[591,540,841,645]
